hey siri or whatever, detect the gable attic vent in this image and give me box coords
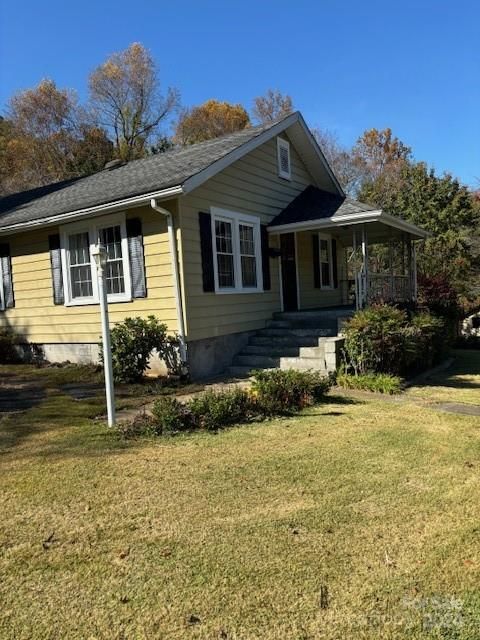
[277,137,291,180]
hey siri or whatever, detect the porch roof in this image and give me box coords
[267,185,429,240]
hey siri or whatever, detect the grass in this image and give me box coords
[336,371,402,394]
[0,352,479,638]
[406,349,480,405]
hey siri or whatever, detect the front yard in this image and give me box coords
[1,351,480,639]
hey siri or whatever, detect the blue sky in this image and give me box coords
[1,0,478,186]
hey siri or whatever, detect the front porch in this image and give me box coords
[266,185,428,313]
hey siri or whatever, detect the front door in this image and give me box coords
[280,233,298,311]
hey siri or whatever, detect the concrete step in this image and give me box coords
[274,308,354,321]
[250,335,322,347]
[298,346,325,358]
[233,354,281,368]
[227,365,256,378]
[280,356,328,371]
[243,345,300,357]
[227,364,279,378]
[258,328,335,338]
[265,319,292,329]
[267,317,338,331]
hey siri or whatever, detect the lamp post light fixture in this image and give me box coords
[92,244,116,427]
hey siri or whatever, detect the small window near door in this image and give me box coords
[318,235,333,288]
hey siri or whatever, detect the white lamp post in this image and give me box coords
[92,244,116,427]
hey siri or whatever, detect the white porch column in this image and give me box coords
[352,228,359,310]
[389,233,395,301]
[361,224,369,307]
[294,231,301,310]
[412,241,418,301]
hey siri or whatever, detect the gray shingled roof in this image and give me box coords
[269,185,377,227]
[0,120,280,229]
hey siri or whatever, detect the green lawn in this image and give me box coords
[1,352,480,639]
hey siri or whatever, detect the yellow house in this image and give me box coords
[0,112,428,378]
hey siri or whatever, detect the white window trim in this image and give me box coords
[277,137,291,180]
[318,232,334,290]
[60,212,132,306]
[210,207,263,294]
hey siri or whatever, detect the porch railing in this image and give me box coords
[368,274,411,303]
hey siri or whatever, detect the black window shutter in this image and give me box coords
[312,234,321,288]
[0,243,14,308]
[261,225,271,291]
[48,234,64,305]
[126,218,147,298]
[332,238,338,288]
[199,212,215,292]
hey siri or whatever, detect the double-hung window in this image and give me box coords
[61,213,131,305]
[211,208,263,293]
[318,234,333,289]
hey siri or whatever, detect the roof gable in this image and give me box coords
[0,111,343,232]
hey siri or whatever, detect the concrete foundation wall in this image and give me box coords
[187,330,255,379]
[16,342,170,376]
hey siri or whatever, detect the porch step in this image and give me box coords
[226,308,348,379]
[242,345,300,357]
[228,365,257,378]
[266,318,338,331]
[233,354,281,368]
[280,357,329,372]
[274,307,354,321]
[250,335,323,347]
[258,328,335,338]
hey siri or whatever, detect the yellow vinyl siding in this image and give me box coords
[0,203,178,344]
[296,231,347,309]
[179,136,315,341]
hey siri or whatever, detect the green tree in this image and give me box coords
[174,99,250,145]
[359,161,479,293]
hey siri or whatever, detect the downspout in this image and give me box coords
[150,198,188,375]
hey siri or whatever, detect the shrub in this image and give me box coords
[115,412,158,439]
[189,387,255,431]
[417,273,461,320]
[336,371,402,394]
[251,369,332,415]
[151,396,193,435]
[0,330,20,364]
[342,305,408,375]
[342,304,452,377]
[102,316,169,383]
[404,312,447,371]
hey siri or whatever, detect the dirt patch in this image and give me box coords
[0,380,46,412]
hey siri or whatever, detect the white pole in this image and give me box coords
[96,253,116,427]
